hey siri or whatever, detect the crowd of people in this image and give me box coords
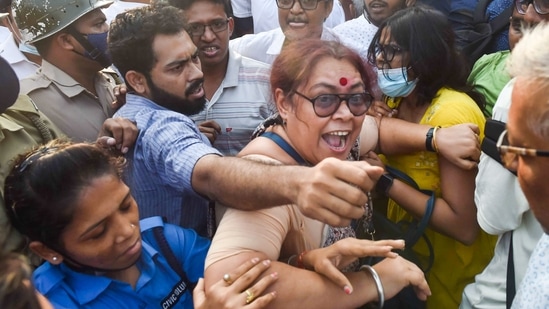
[1,0,549,308]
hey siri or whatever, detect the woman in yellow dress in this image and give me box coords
[365,5,498,309]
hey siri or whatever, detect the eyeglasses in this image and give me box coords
[294,91,373,117]
[496,129,549,169]
[374,43,405,63]
[516,0,549,15]
[186,19,230,37]
[276,0,326,10]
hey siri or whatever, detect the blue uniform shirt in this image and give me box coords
[33,217,211,308]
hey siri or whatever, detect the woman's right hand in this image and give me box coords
[302,238,404,294]
[368,100,397,118]
[372,256,431,301]
[193,258,278,309]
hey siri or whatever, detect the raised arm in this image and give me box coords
[192,156,384,227]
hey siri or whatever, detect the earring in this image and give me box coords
[52,256,58,262]
[130,223,136,228]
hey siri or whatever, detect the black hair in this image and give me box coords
[367,5,487,114]
[4,140,125,251]
[108,3,188,92]
[167,0,233,17]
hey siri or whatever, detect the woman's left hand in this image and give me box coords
[302,238,404,294]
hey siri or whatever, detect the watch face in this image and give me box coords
[377,174,394,196]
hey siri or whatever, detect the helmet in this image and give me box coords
[13,0,113,43]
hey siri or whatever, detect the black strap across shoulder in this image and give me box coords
[152,225,195,291]
[474,0,513,34]
[260,132,309,166]
[507,231,516,309]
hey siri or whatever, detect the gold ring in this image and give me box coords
[245,289,255,304]
[223,273,233,285]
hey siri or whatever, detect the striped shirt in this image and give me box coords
[115,94,221,237]
[190,49,275,156]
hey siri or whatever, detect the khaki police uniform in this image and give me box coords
[0,94,63,257]
[19,59,117,142]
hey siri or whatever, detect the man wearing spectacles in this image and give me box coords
[167,0,276,156]
[460,2,549,308]
[230,0,348,38]
[503,23,549,308]
[229,0,339,64]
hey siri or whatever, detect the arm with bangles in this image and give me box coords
[205,250,430,309]
[204,205,429,308]
[361,116,481,170]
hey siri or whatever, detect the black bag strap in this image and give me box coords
[373,166,436,272]
[474,0,512,33]
[482,118,506,164]
[385,166,435,246]
[506,231,516,309]
[152,225,196,291]
[489,3,514,34]
[260,132,309,165]
[473,0,493,23]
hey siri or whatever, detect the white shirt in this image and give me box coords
[230,26,340,65]
[512,233,549,309]
[333,13,378,61]
[460,79,544,309]
[102,1,149,25]
[0,27,39,80]
[230,0,345,33]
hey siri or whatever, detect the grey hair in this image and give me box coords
[508,22,549,139]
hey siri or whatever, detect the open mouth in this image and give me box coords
[187,81,204,95]
[322,131,349,151]
[288,20,308,28]
[201,46,220,57]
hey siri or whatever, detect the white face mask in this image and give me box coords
[377,67,418,98]
[19,41,40,56]
[4,15,41,57]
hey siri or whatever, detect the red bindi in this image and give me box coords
[339,77,348,86]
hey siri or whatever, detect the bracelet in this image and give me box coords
[432,126,441,153]
[360,265,385,308]
[297,251,308,268]
[425,127,436,152]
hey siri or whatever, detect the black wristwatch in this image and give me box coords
[376,173,394,197]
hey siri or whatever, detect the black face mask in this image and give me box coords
[68,27,112,68]
[146,74,207,116]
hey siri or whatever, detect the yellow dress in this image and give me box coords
[385,88,497,309]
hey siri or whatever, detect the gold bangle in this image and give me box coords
[432,126,441,153]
